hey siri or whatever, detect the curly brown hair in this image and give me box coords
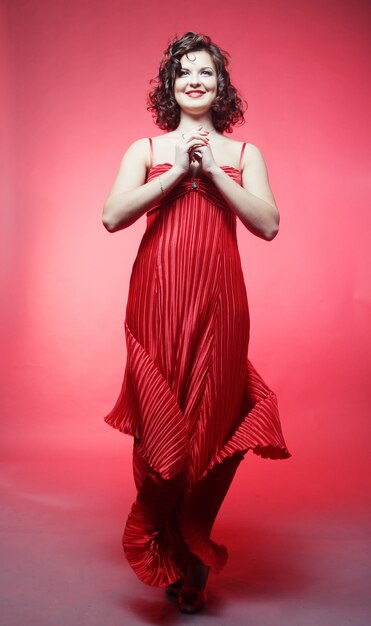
[147,32,247,133]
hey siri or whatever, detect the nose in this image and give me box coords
[189,73,201,87]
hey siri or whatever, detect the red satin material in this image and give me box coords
[104,156,291,587]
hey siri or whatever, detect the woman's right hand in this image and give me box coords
[173,125,210,173]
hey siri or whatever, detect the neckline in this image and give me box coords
[149,162,242,174]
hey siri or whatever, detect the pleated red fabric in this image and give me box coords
[104,138,291,587]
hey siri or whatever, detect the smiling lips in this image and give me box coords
[186,90,205,98]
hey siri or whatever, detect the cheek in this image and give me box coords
[208,79,218,94]
[174,84,185,97]
[174,77,186,87]
[173,83,182,98]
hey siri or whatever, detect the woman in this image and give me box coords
[102,32,291,614]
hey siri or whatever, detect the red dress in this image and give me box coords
[104,137,291,587]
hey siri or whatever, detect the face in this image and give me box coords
[174,49,217,115]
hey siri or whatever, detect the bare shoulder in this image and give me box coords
[148,131,179,164]
[217,135,242,149]
[121,136,151,168]
[240,142,277,207]
[243,142,267,169]
[104,137,150,201]
[151,131,174,143]
[214,135,246,166]
[150,131,175,151]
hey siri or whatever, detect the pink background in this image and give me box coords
[1,1,371,622]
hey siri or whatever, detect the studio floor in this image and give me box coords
[1,442,370,626]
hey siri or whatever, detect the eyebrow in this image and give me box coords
[180,66,215,71]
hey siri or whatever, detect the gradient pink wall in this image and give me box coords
[2,0,370,513]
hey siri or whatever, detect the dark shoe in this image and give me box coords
[165,578,185,598]
[178,585,207,613]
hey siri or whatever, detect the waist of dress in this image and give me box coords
[146,177,235,217]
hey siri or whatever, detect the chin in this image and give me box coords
[181,102,213,114]
[177,96,215,111]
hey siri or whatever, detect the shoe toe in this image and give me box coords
[178,587,206,613]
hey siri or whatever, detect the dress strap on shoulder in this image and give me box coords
[239,142,246,172]
[148,137,153,169]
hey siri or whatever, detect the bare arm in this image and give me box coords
[102,138,186,232]
[102,130,209,232]
[204,143,280,241]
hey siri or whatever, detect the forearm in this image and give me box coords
[207,166,279,240]
[103,166,186,232]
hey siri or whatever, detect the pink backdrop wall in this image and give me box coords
[2,0,370,515]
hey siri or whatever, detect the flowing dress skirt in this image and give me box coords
[104,163,291,586]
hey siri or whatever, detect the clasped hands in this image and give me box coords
[174,125,218,176]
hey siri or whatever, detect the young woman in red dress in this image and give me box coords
[102,31,291,614]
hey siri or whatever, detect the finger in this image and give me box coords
[183,137,206,146]
[190,149,202,160]
[186,138,209,150]
[183,130,209,141]
[190,145,207,157]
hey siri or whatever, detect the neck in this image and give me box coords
[176,112,216,133]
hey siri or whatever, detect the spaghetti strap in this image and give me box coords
[148,137,153,170]
[239,142,246,172]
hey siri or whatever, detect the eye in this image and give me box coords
[202,70,213,76]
